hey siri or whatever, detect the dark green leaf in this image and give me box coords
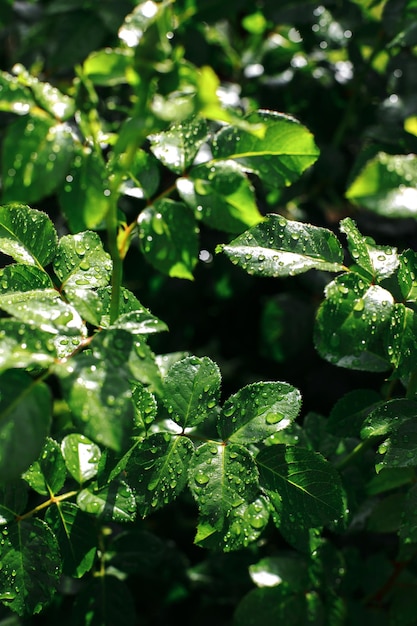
[234,586,310,626]
[57,147,110,232]
[346,152,417,219]
[0,371,51,482]
[376,419,417,470]
[0,518,61,616]
[106,530,165,574]
[0,319,57,372]
[340,217,399,281]
[77,480,137,522]
[314,273,393,371]
[53,231,112,291]
[163,356,221,429]
[126,432,194,516]
[2,117,74,204]
[398,249,417,301]
[218,381,301,444]
[0,480,28,525]
[0,264,52,293]
[361,399,417,439]
[45,502,97,578]
[257,445,344,528]
[367,493,404,533]
[189,442,260,528]
[150,116,208,173]
[327,389,382,437]
[178,160,263,233]
[386,304,417,376]
[72,576,136,626]
[0,204,57,268]
[399,484,417,546]
[23,437,66,496]
[212,110,320,188]
[61,434,101,484]
[218,214,345,277]
[138,199,198,280]
[367,468,415,496]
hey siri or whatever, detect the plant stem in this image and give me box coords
[335,436,380,471]
[16,490,78,522]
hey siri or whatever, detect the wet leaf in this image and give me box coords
[138,200,198,279]
[0,204,57,268]
[45,502,97,578]
[77,480,136,522]
[218,381,301,444]
[61,433,101,484]
[361,399,417,439]
[54,231,112,292]
[150,116,208,173]
[23,437,66,496]
[0,518,61,616]
[212,110,320,188]
[218,214,344,277]
[126,432,193,516]
[0,319,57,372]
[327,389,382,437]
[178,160,263,233]
[315,272,393,371]
[132,384,158,436]
[83,47,134,86]
[0,70,35,115]
[0,371,51,482]
[398,249,417,301]
[249,554,310,590]
[0,264,51,293]
[0,481,28,525]
[98,287,167,335]
[386,303,417,377]
[162,356,221,429]
[376,419,417,471]
[257,444,344,528]
[399,484,417,546]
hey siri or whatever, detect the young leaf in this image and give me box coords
[61,433,101,484]
[138,200,199,280]
[218,381,301,444]
[162,356,221,429]
[23,437,67,496]
[346,152,417,218]
[53,231,112,291]
[177,160,263,233]
[45,502,97,578]
[2,117,74,203]
[189,442,260,528]
[0,371,51,482]
[218,214,345,277]
[340,217,399,281]
[149,116,208,173]
[257,445,344,528]
[212,110,320,188]
[126,432,194,516]
[77,480,137,522]
[314,273,393,371]
[0,518,61,616]
[0,204,57,268]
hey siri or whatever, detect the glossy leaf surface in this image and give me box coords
[0,204,57,267]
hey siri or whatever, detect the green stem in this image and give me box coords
[335,436,381,471]
[16,490,78,521]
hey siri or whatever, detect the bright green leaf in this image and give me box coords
[23,437,66,496]
[83,47,133,85]
[77,480,136,522]
[149,116,208,173]
[54,231,112,291]
[218,381,301,444]
[218,214,345,277]
[61,434,101,484]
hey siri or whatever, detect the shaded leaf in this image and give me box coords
[0,518,61,616]
[327,389,382,437]
[106,529,165,574]
[218,214,344,277]
[0,480,28,525]
[72,576,136,626]
[0,371,51,482]
[234,586,310,626]
[162,356,221,429]
[218,381,301,444]
[0,204,57,268]
[376,419,417,471]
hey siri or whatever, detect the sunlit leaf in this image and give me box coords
[77,480,137,522]
[83,47,134,85]
[61,434,101,484]
[54,231,112,291]
[23,437,66,496]
[150,116,208,173]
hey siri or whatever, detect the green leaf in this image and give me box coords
[327,389,382,437]
[367,468,415,496]
[218,381,301,444]
[98,286,167,335]
[61,434,101,484]
[0,371,51,482]
[212,110,320,188]
[58,147,110,231]
[249,554,310,590]
[23,437,66,496]
[367,493,404,533]
[77,480,136,522]
[0,518,61,616]
[106,530,164,574]
[346,152,417,218]
[0,319,57,372]
[177,161,263,233]
[2,117,74,204]
[118,0,163,48]
[56,352,135,452]
[149,116,208,173]
[399,484,417,546]
[0,263,51,293]
[386,304,417,376]
[72,576,136,626]
[162,356,221,429]
[45,502,97,578]
[83,47,134,86]
[53,231,112,291]
[126,432,194,516]
[0,204,57,268]
[340,217,399,281]
[257,445,344,528]
[0,480,28,525]
[234,586,310,626]
[0,289,85,336]
[218,214,345,277]
[194,496,269,551]
[138,200,198,280]
[132,384,158,436]
[360,399,417,439]
[314,273,393,371]
[398,250,417,301]
[0,70,35,115]
[189,442,260,528]
[376,419,417,471]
